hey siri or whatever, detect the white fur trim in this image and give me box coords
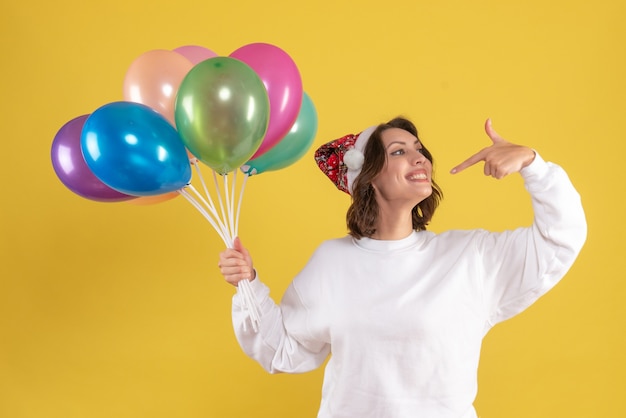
[344,148,364,170]
[346,126,376,193]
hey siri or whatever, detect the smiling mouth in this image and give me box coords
[407,173,428,180]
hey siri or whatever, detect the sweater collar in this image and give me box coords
[352,230,424,252]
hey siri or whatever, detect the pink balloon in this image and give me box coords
[122,49,194,125]
[173,45,218,64]
[229,43,303,159]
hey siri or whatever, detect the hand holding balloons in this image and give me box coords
[52,42,312,334]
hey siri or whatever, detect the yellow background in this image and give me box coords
[1,0,624,417]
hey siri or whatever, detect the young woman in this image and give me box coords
[218,117,587,418]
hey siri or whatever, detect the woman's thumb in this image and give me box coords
[233,236,245,253]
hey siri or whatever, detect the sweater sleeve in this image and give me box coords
[477,153,587,326]
[231,270,330,374]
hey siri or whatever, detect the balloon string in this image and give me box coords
[178,188,230,247]
[191,162,231,244]
[223,173,235,240]
[221,171,259,331]
[185,184,231,244]
[193,160,220,219]
[235,173,249,237]
[212,170,232,245]
[182,166,260,332]
[239,279,260,330]
[230,170,237,238]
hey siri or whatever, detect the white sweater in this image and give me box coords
[232,154,587,418]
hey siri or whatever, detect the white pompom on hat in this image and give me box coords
[314,126,376,194]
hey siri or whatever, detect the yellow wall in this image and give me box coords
[1,0,624,416]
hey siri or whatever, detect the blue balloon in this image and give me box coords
[81,101,191,196]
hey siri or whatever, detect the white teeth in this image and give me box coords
[408,173,427,180]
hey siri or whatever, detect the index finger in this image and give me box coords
[450,149,486,174]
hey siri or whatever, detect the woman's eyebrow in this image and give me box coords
[385,139,420,150]
[385,141,406,149]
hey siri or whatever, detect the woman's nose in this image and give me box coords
[411,150,426,165]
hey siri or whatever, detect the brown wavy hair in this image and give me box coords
[346,117,443,239]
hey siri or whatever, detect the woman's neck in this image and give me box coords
[371,204,414,240]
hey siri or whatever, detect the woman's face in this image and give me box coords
[371,128,433,207]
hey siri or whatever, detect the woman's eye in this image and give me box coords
[390,149,405,156]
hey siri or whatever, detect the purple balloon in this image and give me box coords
[51,115,135,202]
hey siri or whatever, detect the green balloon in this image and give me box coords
[175,57,270,174]
[241,92,318,176]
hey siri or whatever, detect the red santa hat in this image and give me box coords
[314,126,377,194]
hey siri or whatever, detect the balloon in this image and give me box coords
[128,191,180,206]
[81,101,192,196]
[175,57,270,174]
[51,115,136,202]
[241,92,317,175]
[123,49,194,125]
[173,45,218,64]
[229,43,303,160]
